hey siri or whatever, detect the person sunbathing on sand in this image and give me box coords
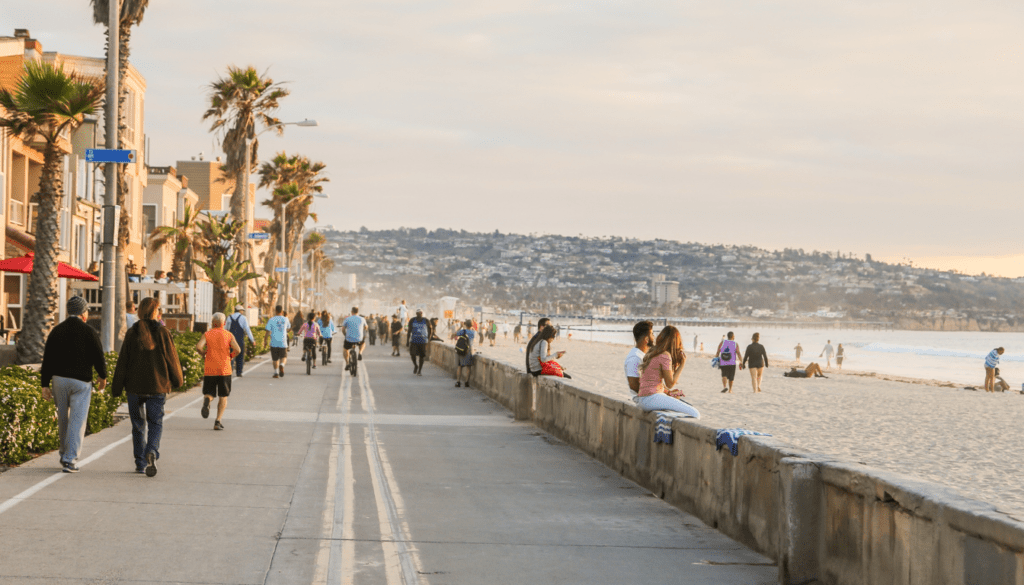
[784,363,827,378]
[994,368,1010,392]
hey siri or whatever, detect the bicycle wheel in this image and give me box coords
[350,351,358,376]
[322,344,328,366]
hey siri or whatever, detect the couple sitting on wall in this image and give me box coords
[525,317,572,379]
[624,321,700,418]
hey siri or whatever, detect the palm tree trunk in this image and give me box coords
[232,166,247,308]
[16,143,63,364]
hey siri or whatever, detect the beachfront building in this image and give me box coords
[0,29,147,332]
[142,166,200,275]
[651,277,680,306]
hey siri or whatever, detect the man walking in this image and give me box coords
[226,306,254,377]
[408,309,433,375]
[265,305,290,378]
[40,296,107,473]
[390,314,403,357]
[820,340,835,369]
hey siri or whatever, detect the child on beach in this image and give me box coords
[984,347,1005,392]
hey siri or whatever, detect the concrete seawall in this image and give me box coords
[430,342,1024,585]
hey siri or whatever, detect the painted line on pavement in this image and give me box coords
[0,358,269,517]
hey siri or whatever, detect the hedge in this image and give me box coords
[0,324,271,467]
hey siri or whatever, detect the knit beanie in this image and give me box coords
[67,296,88,316]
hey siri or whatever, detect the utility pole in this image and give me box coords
[100,0,119,352]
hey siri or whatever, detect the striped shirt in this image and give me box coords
[985,349,1000,369]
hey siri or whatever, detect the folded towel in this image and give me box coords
[654,414,674,444]
[715,428,771,456]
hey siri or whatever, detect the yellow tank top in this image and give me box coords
[204,328,234,376]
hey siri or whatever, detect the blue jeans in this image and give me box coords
[232,332,246,376]
[635,393,700,418]
[127,394,165,470]
[52,376,93,465]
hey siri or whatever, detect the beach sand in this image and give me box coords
[468,335,1024,521]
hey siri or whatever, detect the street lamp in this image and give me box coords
[241,118,318,308]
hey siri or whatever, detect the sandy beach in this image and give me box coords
[466,335,1024,521]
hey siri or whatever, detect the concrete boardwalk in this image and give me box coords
[0,342,776,584]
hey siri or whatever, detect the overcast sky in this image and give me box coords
[5,1,1024,274]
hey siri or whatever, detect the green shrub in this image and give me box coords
[245,323,271,361]
[169,330,204,391]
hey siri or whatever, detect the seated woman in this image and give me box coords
[994,368,1011,392]
[527,325,571,378]
[784,362,827,378]
[635,326,699,418]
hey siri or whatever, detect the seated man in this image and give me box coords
[784,362,827,378]
[624,320,655,393]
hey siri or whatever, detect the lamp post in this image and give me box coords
[240,118,317,308]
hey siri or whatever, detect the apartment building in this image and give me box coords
[143,166,199,275]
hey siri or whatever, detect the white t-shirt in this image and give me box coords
[397,304,409,320]
[624,347,645,392]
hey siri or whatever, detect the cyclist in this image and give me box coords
[342,306,368,371]
[297,312,322,368]
[318,311,335,364]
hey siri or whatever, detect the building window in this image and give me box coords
[10,199,23,225]
[125,88,136,144]
[75,224,87,268]
[142,204,157,244]
[222,194,232,212]
[5,274,25,331]
[26,203,38,234]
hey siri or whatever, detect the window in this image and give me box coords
[26,203,38,234]
[5,274,25,331]
[10,199,23,225]
[222,194,232,212]
[124,88,136,144]
[75,224,87,268]
[142,204,157,242]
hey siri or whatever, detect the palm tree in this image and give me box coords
[202,66,289,306]
[193,256,259,313]
[196,213,245,265]
[0,61,104,364]
[91,0,150,347]
[257,152,327,276]
[147,203,204,281]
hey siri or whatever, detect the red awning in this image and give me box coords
[0,253,99,281]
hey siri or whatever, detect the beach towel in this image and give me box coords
[654,414,675,444]
[715,428,771,456]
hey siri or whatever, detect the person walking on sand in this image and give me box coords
[984,347,1005,392]
[794,343,803,364]
[40,296,108,473]
[111,297,183,477]
[836,343,845,370]
[742,332,769,393]
[265,305,290,378]
[716,332,742,393]
[225,306,254,378]
[820,340,835,369]
[197,313,241,431]
[693,334,698,356]
[635,326,699,418]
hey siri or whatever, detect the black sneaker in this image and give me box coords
[214,421,224,431]
[201,396,211,419]
[455,381,461,387]
[145,452,157,477]
[62,463,80,473]
[358,354,363,361]
[279,367,284,377]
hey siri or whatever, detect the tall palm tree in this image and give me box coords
[202,66,289,307]
[258,152,328,276]
[193,256,259,314]
[0,61,104,364]
[147,203,203,281]
[196,213,245,265]
[91,0,150,347]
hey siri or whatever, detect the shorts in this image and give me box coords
[836,357,844,365]
[392,335,402,348]
[270,347,287,361]
[202,375,232,397]
[410,342,427,358]
[344,340,362,350]
[303,338,317,351]
[458,353,475,367]
[719,365,736,381]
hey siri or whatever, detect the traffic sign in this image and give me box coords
[85,149,136,164]
[247,232,271,240]
[275,267,289,272]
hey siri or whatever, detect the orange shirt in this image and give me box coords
[203,328,235,376]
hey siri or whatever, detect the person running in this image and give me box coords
[40,296,108,473]
[820,340,835,369]
[625,320,655,394]
[298,313,322,368]
[342,307,368,369]
[196,312,241,431]
[408,309,432,375]
[318,311,336,363]
[716,332,742,394]
[742,332,769,393]
[390,314,403,357]
[225,305,254,377]
[454,319,476,388]
[984,347,1005,392]
[836,343,845,370]
[265,305,290,378]
[111,297,183,477]
[635,326,699,418]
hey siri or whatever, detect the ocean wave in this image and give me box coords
[860,343,1024,362]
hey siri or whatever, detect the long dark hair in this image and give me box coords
[640,326,683,375]
[307,311,315,324]
[137,297,160,351]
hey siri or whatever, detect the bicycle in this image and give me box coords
[348,343,359,377]
[321,339,329,366]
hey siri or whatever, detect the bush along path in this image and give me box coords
[0,324,272,467]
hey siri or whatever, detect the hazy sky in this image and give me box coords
[5,1,1024,273]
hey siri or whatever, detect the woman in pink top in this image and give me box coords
[635,326,699,418]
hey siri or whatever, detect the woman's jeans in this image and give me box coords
[127,394,165,470]
[635,392,700,418]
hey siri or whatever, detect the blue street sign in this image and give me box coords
[275,267,289,272]
[85,149,137,164]
[247,232,271,240]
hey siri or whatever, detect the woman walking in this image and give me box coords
[742,332,769,393]
[111,297,183,477]
[635,326,699,417]
[196,312,241,431]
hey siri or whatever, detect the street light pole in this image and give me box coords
[280,197,288,315]
[100,0,120,352]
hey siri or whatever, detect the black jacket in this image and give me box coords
[40,317,107,387]
[743,343,769,368]
[111,320,183,396]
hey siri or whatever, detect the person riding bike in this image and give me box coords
[317,311,335,364]
[298,312,322,369]
[341,306,368,372]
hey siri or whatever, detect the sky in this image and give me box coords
[5,1,1024,274]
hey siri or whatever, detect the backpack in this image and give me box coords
[455,330,471,356]
[227,314,245,339]
[720,341,732,362]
